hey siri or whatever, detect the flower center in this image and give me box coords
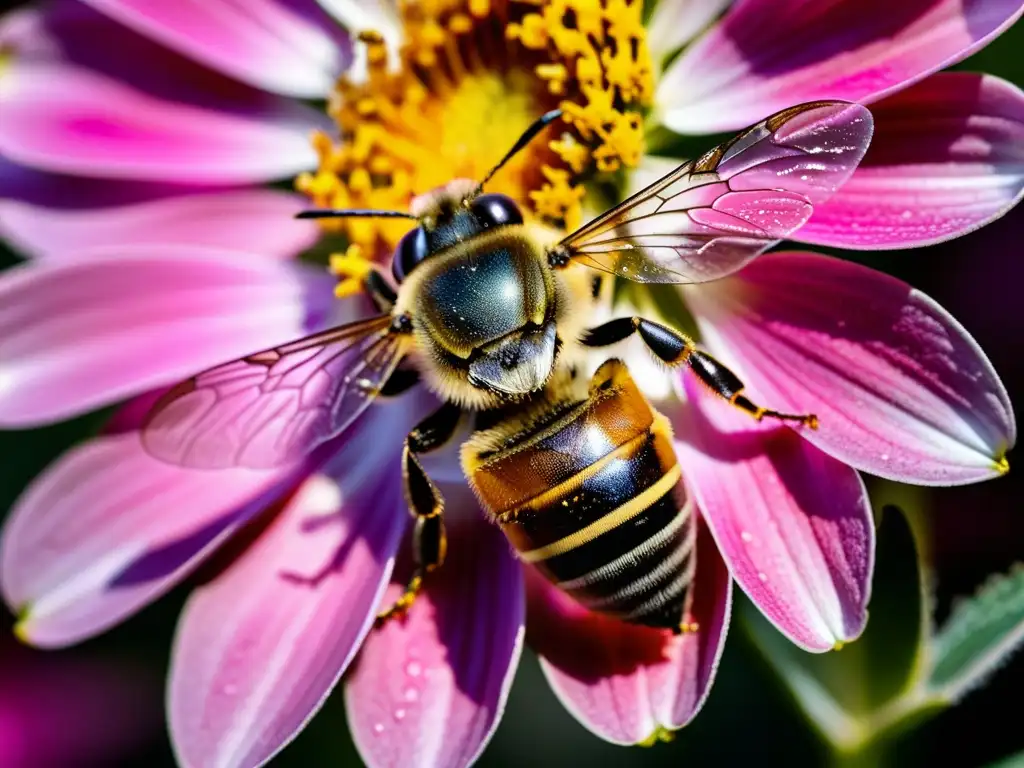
[297,0,653,281]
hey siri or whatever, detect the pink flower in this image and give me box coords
[0,1,1019,767]
[0,633,160,766]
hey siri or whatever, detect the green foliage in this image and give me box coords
[985,750,1024,768]
[746,500,1024,763]
[928,565,1024,700]
[743,507,935,754]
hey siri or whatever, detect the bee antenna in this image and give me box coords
[471,109,563,199]
[295,209,418,220]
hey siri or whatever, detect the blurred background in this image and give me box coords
[1,3,1023,766]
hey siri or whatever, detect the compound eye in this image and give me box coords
[471,193,523,228]
[392,226,429,283]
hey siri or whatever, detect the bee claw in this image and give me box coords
[374,574,424,627]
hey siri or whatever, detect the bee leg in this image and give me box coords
[378,367,421,398]
[580,317,818,428]
[687,349,819,428]
[376,401,463,625]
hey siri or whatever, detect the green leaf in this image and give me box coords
[927,563,1024,701]
[978,753,1024,768]
[983,751,1024,768]
[742,504,935,753]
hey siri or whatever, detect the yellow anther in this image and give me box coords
[506,16,548,49]
[535,63,569,95]
[298,0,653,278]
[330,245,375,299]
[531,166,585,230]
[551,136,591,174]
[448,13,473,33]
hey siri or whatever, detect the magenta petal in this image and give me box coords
[168,446,407,768]
[79,0,347,98]
[673,376,874,652]
[0,61,324,183]
[685,251,1015,484]
[0,639,160,767]
[0,248,335,425]
[658,0,1024,134]
[0,432,288,648]
[0,189,321,260]
[528,516,731,744]
[798,73,1024,249]
[346,505,524,768]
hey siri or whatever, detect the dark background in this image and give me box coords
[1,3,1022,766]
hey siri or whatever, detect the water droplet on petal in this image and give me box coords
[394,708,407,721]
[373,723,385,735]
[403,687,419,703]
[405,660,422,678]
[740,530,753,543]
[758,572,768,582]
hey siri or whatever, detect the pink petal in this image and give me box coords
[0,60,325,184]
[684,251,1015,485]
[797,73,1024,249]
[79,0,347,98]
[0,155,199,211]
[528,515,731,744]
[168,421,411,768]
[346,502,525,768]
[647,0,730,61]
[0,639,161,766]
[673,374,874,652]
[657,0,1024,134]
[0,189,321,260]
[0,248,336,425]
[0,432,289,648]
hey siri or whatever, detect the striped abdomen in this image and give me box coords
[463,360,695,630]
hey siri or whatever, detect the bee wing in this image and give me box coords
[142,314,407,469]
[561,101,873,284]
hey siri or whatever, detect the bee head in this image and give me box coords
[392,180,524,283]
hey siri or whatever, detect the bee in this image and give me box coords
[143,101,873,631]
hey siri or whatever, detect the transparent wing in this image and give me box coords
[142,315,406,469]
[563,101,873,284]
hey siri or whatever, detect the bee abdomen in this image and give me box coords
[464,360,696,629]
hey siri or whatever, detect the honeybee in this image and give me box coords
[143,101,873,631]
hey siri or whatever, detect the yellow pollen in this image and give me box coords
[297,0,653,290]
[329,244,374,298]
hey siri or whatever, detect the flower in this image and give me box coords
[0,632,160,766]
[0,1,1020,767]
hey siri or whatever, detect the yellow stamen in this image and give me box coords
[329,244,374,298]
[297,0,653,293]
